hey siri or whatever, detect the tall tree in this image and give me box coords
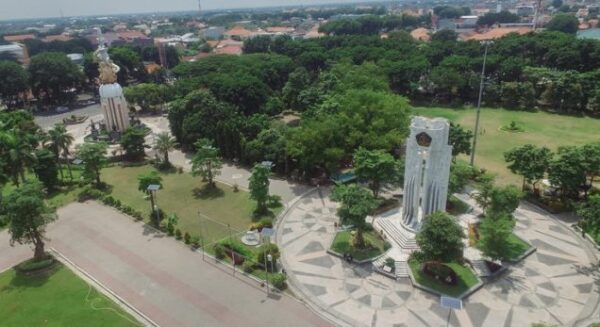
[153,132,177,166]
[416,211,465,263]
[46,124,74,180]
[546,14,579,34]
[478,214,514,261]
[0,60,29,109]
[33,148,59,192]
[353,147,401,198]
[331,184,378,248]
[191,139,222,188]
[487,185,522,218]
[504,144,552,192]
[28,52,84,104]
[4,180,56,261]
[249,163,271,215]
[5,132,35,187]
[577,195,600,236]
[449,122,473,159]
[76,142,108,187]
[548,146,587,199]
[120,127,147,161]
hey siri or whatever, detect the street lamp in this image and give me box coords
[147,184,161,226]
[470,40,493,166]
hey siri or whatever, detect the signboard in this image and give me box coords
[440,296,463,310]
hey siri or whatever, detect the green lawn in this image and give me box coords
[413,107,600,186]
[102,165,282,244]
[408,260,479,297]
[0,263,138,327]
[330,229,389,261]
[505,234,532,261]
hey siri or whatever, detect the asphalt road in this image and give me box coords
[34,103,103,129]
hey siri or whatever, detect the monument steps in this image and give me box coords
[376,218,418,250]
[395,261,409,278]
[470,259,491,277]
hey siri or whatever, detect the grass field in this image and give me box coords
[0,263,138,327]
[408,260,479,297]
[330,229,389,261]
[413,107,600,186]
[102,165,282,244]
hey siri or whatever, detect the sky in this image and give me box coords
[0,0,370,21]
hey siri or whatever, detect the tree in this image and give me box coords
[449,123,473,159]
[416,211,465,263]
[4,180,56,261]
[28,52,84,104]
[249,163,271,215]
[191,139,222,188]
[33,149,59,192]
[548,146,587,199]
[77,142,108,187]
[552,0,563,8]
[581,143,600,197]
[108,46,146,84]
[448,161,476,195]
[546,14,579,34]
[478,214,514,261]
[577,195,600,235]
[137,171,162,193]
[431,30,458,42]
[46,124,74,180]
[0,60,29,109]
[123,83,169,112]
[487,185,522,217]
[353,147,401,198]
[153,132,177,166]
[504,144,552,192]
[472,173,496,213]
[120,127,147,161]
[331,184,378,248]
[5,132,35,187]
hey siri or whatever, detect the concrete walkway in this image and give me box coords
[277,188,600,327]
[1,202,331,327]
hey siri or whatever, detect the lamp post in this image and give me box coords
[147,184,161,226]
[470,40,493,166]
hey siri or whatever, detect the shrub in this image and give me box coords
[184,232,191,244]
[78,186,104,202]
[102,195,116,206]
[149,208,165,226]
[213,244,226,259]
[270,273,287,290]
[242,260,255,273]
[190,235,201,248]
[175,229,182,240]
[113,199,122,209]
[255,243,280,272]
[132,210,144,221]
[220,239,253,258]
[233,183,239,192]
[15,256,56,273]
[249,217,273,231]
[384,257,395,269]
[177,166,184,174]
[267,195,282,208]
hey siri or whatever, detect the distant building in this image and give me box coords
[66,53,84,65]
[224,26,262,40]
[42,34,73,43]
[438,18,457,31]
[3,34,35,43]
[517,5,535,17]
[103,30,153,47]
[0,43,27,63]
[202,26,225,40]
[410,28,431,41]
[458,16,479,28]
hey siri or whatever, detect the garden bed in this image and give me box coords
[329,229,390,262]
[408,259,481,298]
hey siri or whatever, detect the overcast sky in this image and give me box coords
[0,0,370,21]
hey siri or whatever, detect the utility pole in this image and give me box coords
[470,41,492,167]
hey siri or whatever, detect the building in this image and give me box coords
[410,28,431,41]
[224,26,262,40]
[0,43,27,63]
[202,26,225,40]
[517,5,535,16]
[458,15,479,28]
[3,34,35,42]
[66,53,84,65]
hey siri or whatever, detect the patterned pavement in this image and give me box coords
[277,188,600,327]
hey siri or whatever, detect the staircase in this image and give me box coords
[395,260,409,278]
[470,259,491,277]
[376,219,418,250]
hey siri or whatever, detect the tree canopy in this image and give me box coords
[416,211,465,262]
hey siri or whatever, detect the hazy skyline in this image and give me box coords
[0,0,373,21]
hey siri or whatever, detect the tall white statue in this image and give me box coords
[401,117,452,231]
[94,28,130,132]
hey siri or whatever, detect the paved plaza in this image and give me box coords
[277,188,600,327]
[0,202,330,327]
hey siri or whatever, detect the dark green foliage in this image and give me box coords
[546,14,579,34]
[183,232,191,244]
[76,143,108,187]
[331,184,378,248]
[449,123,473,159]
[33,149,59,191]
[416,211,465,263]
[249,163,271,215]
[270,273,287,290]
[504,144,552,191]
[488,185,522,218]
[477,11,520,26]
[175,229,182,240]
[120,127,147,161]
[353,147,402,197]
[256,243,280,272]
[28,52,84,104]
[0,61,29,109]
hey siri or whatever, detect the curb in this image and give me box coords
[49,247,158,327]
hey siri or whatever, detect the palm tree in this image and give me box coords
[153,132,178,166]
[6,133,35,187]
[47,124,74,180]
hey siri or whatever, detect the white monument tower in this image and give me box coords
[401,117,452,232]
[95,28,130,132]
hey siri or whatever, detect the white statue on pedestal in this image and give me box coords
[94,28,130,133]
